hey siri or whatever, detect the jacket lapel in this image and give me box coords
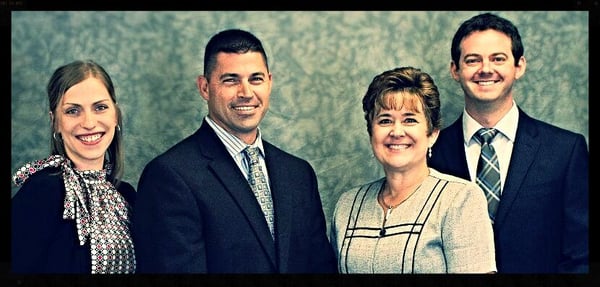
[196,121,278,267]
[495,110,539,226]
[262,143,294,272]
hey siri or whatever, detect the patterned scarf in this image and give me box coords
[12,154,136,274]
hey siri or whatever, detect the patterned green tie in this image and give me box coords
[474,128,501,223]
[244,147,275,238]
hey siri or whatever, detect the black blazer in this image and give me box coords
[11,167,136,273]
[132,120,337,273]
[428,108,588,273]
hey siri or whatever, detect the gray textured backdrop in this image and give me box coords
[11,11,589,232]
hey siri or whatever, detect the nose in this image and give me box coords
[389,125,405,137]
[80,112,96,129]
[237,81,253,98]
[480,58,493,74]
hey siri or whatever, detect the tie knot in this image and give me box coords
[245,147,261,164]
[474,128,498,145]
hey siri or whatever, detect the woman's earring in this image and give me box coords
[116,125,121,132]
[53,132,61,141]
[428,146,432,158]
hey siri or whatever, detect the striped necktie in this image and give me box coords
[473,128,501,223]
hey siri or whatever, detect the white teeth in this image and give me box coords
[388,144,408,150]
[478,81,496,86]
[79,134,102,142]
[234,106,254,111]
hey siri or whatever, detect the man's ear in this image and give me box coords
[515,56,527,80]
[197,75,210,101]
[450,61,460,81]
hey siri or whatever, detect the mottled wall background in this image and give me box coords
[11,11,589,232]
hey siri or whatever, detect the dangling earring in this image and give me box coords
[116,125,121,132]
[53,132,61,141]
[428,146,432,158]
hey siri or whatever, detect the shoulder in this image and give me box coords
[439,117,463,135]
[429,168,472,186]
[428,168,483,200]
[157,133,202,158]
[337,178,384,204]
[434,117,463,148]
[333,178,383,220]
[143,132,207,171]
[12,167,65,208]
[263,140,312,167]
[519,109,586,142]
[14,167,63,194]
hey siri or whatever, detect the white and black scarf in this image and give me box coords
[13,154,136,274]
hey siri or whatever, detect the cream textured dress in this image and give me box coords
[331,168,496,273]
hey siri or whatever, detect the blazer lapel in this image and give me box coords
[495,110,540,226]
[197,121,278,267]
[262,143,294,272]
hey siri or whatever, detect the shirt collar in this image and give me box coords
[204,116,265,157]
[462,100,519,145]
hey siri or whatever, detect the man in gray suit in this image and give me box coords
[132,29,337,273]
[428,12,588,273]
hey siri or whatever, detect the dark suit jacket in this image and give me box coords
[132,120,337,273]
[11,167,136,273]
[428,108,588,273]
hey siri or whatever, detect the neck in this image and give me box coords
[385,163,429,192]
[465,97,513,128]
[379,181,422,210]
[70,157,104,171]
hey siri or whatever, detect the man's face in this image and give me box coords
[450,29,526,105]
[198,51,272,144]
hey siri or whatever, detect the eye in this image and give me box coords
[95,104,109,111]
[464,58,481,66]
[249,75,265,84]
[492,56,507,64]
[65,107,80,115]
[377,118,393,125]
[403,118,418,124]
[222,77,239,85]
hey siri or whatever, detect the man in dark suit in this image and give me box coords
[132,29,337,273]
[428,13,588,273]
